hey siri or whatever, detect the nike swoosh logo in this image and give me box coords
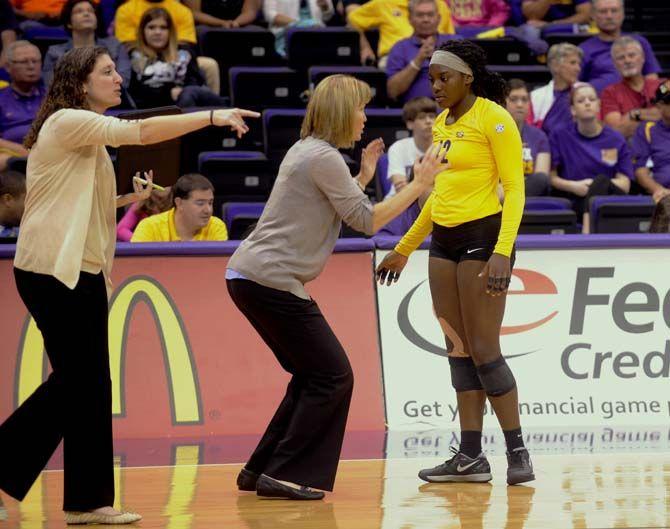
[466,248,484,254]
[456,460,480,472]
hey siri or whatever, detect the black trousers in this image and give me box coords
[0,269,114,511]
[226,279,354,491]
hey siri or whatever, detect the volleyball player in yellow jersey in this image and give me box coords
[377,40,534,485]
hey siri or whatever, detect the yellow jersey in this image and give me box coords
[395,97,524,258]
[347,0,455,58]
[131,208,228,242]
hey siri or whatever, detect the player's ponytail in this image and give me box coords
[436,40,507,106]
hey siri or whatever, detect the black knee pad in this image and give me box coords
[476,356,516,397]
[448,356,484,392]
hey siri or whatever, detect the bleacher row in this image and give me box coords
[12,6,670,239]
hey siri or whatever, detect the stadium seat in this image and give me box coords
[358,109,408,153]
[466,38,535,65]
[309,66,387,107]
[490,65,551,88]
[589,195,655,233]
[221,201,265,240]
[519,209,578,234]
[229,67,307,109]
[263,109,305,165]
[198,151,274,204]
[545,33,591,48]
[374,153,390,201]
[199,28,280,97]
[179,107,264,173]
[286,28,360,70]
[524,197,573,211]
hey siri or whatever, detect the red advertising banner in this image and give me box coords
[0,253,385,439]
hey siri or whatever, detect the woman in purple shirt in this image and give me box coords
[549,82,632,232]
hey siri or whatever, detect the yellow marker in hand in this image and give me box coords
[133,175,166,191]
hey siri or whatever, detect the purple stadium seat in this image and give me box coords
[519,209,578,234]
[229,67,306,109]
[286,28,360,70]
[199,28,280,97]
[589,195,655,233]
[309,66,387,107]
[263,109,306,164]
[374,153,390,200]
[524,197,573,211]
[198,151,273,203]
[221,202,265,240]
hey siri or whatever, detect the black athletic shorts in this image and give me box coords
[429,212,516,266]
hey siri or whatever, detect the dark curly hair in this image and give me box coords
[436,40,508,106]
[24,46,109,148]
[60,0,106,38]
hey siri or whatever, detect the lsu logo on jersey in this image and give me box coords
[601,148,618,166]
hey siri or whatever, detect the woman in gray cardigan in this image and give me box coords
[227,74,444,500]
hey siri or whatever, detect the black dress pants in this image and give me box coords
[226,278,354,492]
[0,269,114,511]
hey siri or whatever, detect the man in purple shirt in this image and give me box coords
[0,40,43,171]
[0,41,45,147]
[386,0,456,104]
[632,82,670,202]
[579,0,660,94]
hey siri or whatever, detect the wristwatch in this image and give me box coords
[629,109,642,121]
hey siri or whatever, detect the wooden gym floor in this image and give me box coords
[2,450,669,529]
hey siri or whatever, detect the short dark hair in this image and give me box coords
[60,0,106,38]
[0,170,26,197]
[172,173,214,205]
[402,96,439,123]
[506,78,528,95]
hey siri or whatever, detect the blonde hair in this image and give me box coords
[300,75,371,149]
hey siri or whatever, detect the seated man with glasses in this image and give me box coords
[0,41,44,171]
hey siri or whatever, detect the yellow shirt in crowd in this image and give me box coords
[348,0,455,58]
[114,0,197,44]
[395,97,525,258]
[131,208,228,242]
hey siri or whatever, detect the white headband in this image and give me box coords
[430,50,473,77]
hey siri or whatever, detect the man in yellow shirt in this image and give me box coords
[347,0,454,68]
[131,173,228,242]
[114,0,197,45]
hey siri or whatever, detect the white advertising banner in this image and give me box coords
[376,248,670,429]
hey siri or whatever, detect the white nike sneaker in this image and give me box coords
[418,446,492,483]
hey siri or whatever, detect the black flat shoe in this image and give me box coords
[256,474,325,500]
[237,468,259,491]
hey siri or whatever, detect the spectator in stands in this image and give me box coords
[506,79,551,196]
[579,0,660,94]
[0,169,25,238]
[183,0,261,29]
[0,0,19,69]
[347,0,454,68]
[10,0,67,27]
[264,0,335,57]
[549,82,632,233]
[446,0,509,37]
[386,0,456,104]
[530,42,582,134]
[128,8,228,108]
[132,173,228,241]
[631,81,670,203]
[117,180,172,241]
[115,0,197,45]
[0,41,44,169]
[519,0,590,28]
[385,96,437,197]
[43,0,131,89]
[601,36,663,139]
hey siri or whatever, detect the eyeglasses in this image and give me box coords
[10,59,41,66]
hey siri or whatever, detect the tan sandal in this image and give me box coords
[64,510,142,525]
